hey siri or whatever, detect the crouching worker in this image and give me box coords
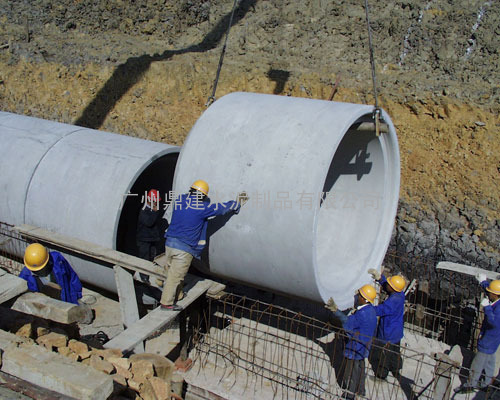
[455,276,500,393]
[367,268,406,380]
[325,284,377,399]
[160,180,248,311]
[19,243,82,305]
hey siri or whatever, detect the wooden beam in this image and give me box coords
[436,261,500,280]
[114,266,140,329]
[104,278,212,354]
[114,266,144,353]
[14,225,164,279]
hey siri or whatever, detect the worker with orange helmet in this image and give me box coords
[367,268,406,380]
[325,284,377,399]
[455,274,500,393]
[19,243,82,305]
[160,180,248,311]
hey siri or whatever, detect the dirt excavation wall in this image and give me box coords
[0,0,498,269]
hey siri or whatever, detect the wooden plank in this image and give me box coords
[104,278,211,353]
[436,261,500,280]
[0,273,28,304]
[14,225,164,279]
[114,266,140,329]
[114,266,144,353]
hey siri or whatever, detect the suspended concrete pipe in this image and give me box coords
[174,92,400,309]
[0,111,179,292]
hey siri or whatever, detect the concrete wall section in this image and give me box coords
[174,92,400,308]
[0,112,179,293]
[0,112,79,224]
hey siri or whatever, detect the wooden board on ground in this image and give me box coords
[104,278,213,354]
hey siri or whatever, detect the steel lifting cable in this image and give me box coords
[206,0,239,107]
[364,0,382,136]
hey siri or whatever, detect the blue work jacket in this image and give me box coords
[478,281,500,354]
[374,275,405,343]
[333,303,377,360]
[165,193,240,258]
[19,251,82,305]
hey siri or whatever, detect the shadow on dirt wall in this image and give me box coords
[75,0,269,130]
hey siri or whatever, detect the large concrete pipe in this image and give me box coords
[0,111,179,292]
[174,92,400,309]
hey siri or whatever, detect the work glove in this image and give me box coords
[481,298,491,308]
[368,268,381,281]
[476,273,487,283]
[236,191,249,207]
[325,297,338,312]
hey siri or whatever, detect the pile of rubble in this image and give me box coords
[0,267,187,400]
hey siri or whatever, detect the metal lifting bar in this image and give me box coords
[364,0,383,136]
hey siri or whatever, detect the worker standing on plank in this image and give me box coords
[136,188,163,283]
[367,268,406,380]
[19,243,82,305]
[160,180,248,311]
[325,284,377,399]
[455,275,500,393]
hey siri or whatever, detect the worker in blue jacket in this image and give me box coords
[368,268,406,380]
[19,243,82,305]
[325,284,377,399]
[455,275,500,393]
[160,180,248,311]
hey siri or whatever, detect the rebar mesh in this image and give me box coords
[0,222,29,275]
[189,293,500,399]
[0,222,499,399]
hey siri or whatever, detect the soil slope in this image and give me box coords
[0,0,498,268]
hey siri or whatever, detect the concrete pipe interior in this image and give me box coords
[116,153,178,256]
[316,120,392,304]
[173,92,400,309]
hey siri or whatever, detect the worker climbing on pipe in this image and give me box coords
[325,284,377,399]
[455,275,500,393]
[136,188,164,283]
[160,179,248,311]
[19,243,82,305]
[367,267,406,381]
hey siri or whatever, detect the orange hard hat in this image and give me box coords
[24,243,49,272]
[487,280,500,295]
[191,180,209,196]
[387,275,406,292]
[359,284,377,303]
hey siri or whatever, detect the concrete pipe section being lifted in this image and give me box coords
[174,92,400,309]
[0,111,179,292]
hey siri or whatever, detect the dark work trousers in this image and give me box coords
[338,357,366,399]
[369,339,402,379]
[136,240,158,282]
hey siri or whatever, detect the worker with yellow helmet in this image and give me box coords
[367,267,406,381]
[455,274,500,393]
[325,284,377,399]
[19,243,82,305]
[160,180,248,311]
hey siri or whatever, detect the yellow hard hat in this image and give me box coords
[387,275,406,292]
[487,280,500,295]
[359,284,377,303]
[191,180,209,196]
[24,243,49,272]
